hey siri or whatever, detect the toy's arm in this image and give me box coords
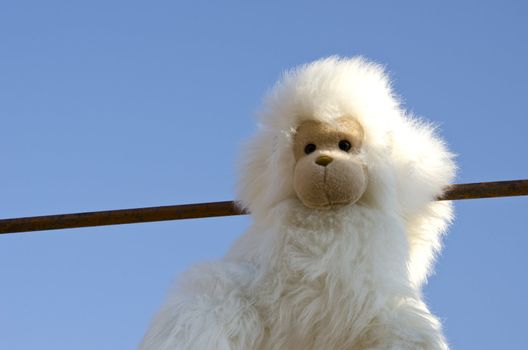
[360,298,449,350]
[139,262,263,350]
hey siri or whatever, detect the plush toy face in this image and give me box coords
[292,116,368,209]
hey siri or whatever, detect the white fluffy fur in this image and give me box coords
[140,56,456,350]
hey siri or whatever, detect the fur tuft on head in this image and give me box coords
[237,56,456,287]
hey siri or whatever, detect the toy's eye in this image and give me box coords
[338,140,352,152]
[304,143,316,154]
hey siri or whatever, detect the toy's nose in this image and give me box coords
[315,155,333,167]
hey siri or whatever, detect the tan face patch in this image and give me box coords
[292,117,367,209]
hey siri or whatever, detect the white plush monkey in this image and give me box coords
[140,56,456,350]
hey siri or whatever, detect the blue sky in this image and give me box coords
[1,1,527,349]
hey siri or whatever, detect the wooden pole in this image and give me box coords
[0,179,527,235]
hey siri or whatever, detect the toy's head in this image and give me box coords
[237,56,454,221]
[237,56,456,287]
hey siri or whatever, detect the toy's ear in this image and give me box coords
[236,128,277,217]
[392,118,455,214]
[391,117,456,287]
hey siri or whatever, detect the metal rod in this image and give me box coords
[438,179,528,200]
[0,179,527,235]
